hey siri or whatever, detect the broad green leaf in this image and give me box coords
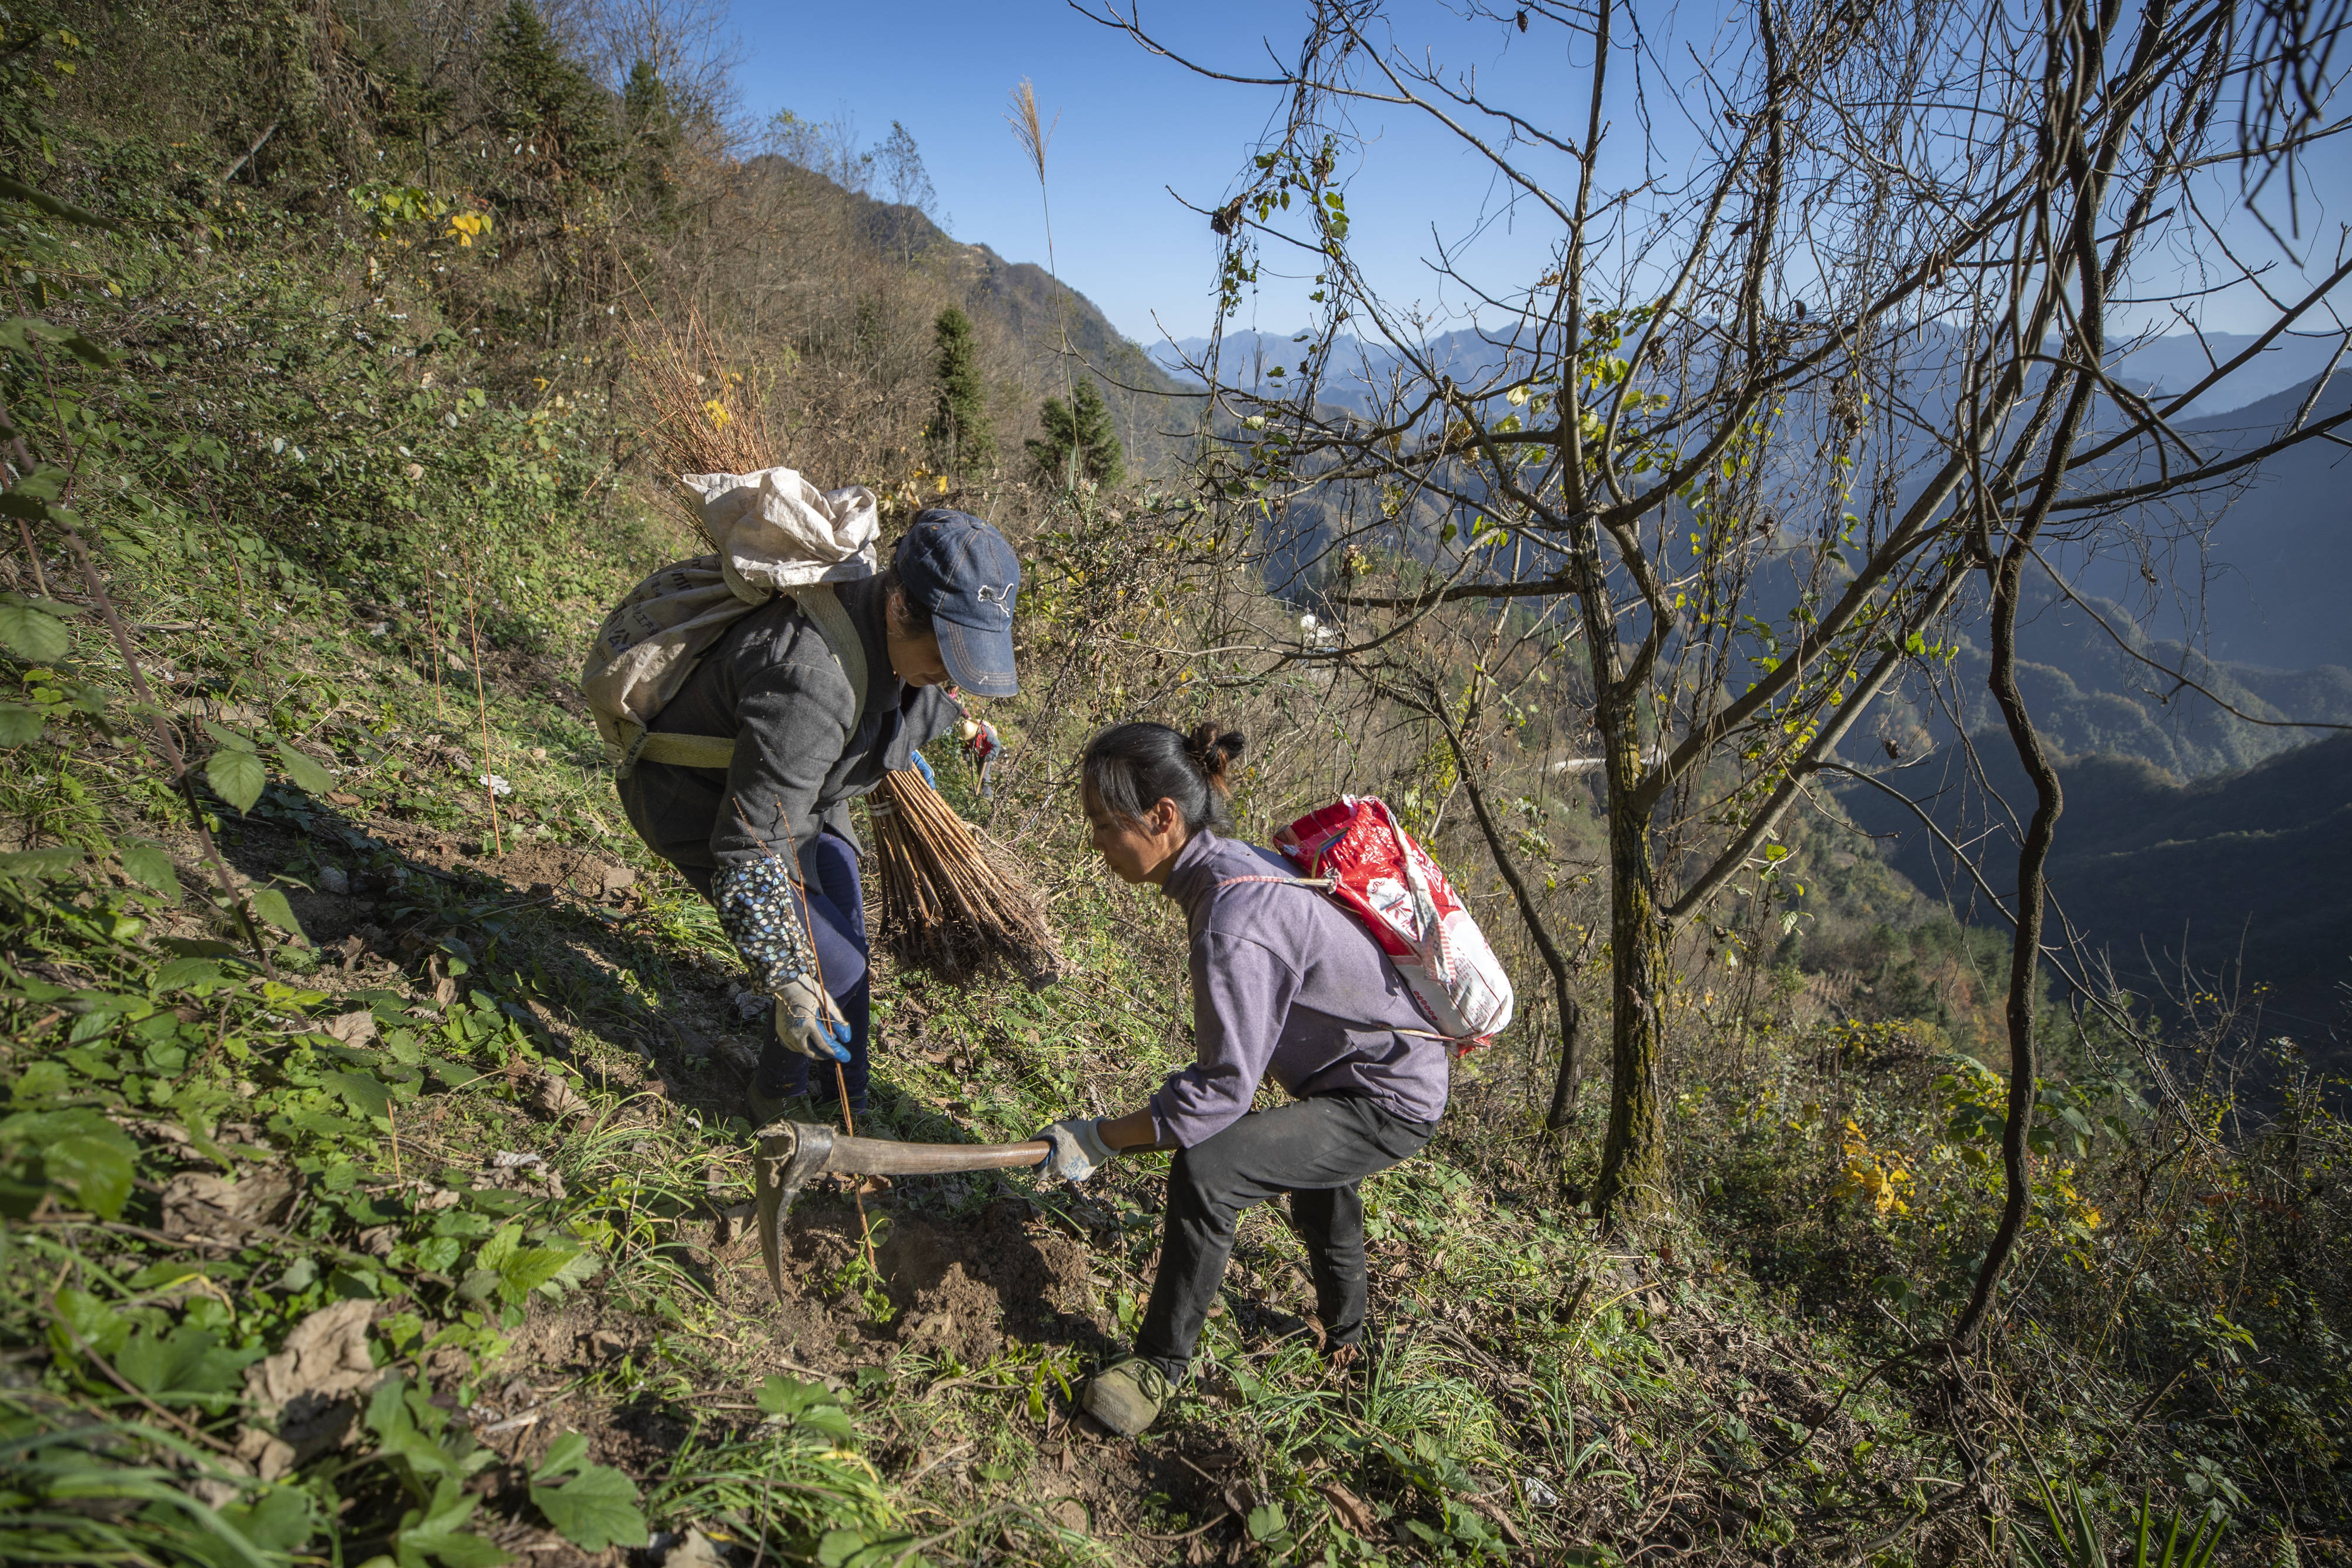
[546,1250,602,1292]
[114,1323,256,1402]
[527,1463,646,1552]
[9,465,68,500]
[427,1532,512,1568]
[0,703,45,745]
[393,1477,509,1567]
[118,838,182,899]
[247,886,305,939]
[474,1223,520,1271]
[325,1070,392,1121]
[5,1110,139,1220]
[499,1245,582,1300]
[47,1124,138,1218]
[0,600,70,661]
[756,1375,856,1441]
[532,1432,589,1481]
[0,846,82,882]
[219,1487,315,1554]
[274,740,334,795]
[14,1060,71,1100]
[48,1285,131,1359]
[423,1055,483,1088]
[206,746,266,813]
[153,957,222,991]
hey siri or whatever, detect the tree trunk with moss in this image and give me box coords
[1590,676,1671,1225]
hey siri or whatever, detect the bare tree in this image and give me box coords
[1095,0,2352,1251]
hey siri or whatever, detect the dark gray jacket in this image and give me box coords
[617,574,959,898]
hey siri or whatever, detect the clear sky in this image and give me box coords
[721,1,2351,350]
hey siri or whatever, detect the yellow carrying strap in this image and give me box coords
[613,584,868,777]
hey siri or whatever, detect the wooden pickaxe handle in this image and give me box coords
[752,1121,1050,1299]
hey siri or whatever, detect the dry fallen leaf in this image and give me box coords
[1316,1482,1376,1534]
[523,1069,589,1121]
[161,1167,298,1240]
[242,1298,381,1474]
[322,1009,376,1046]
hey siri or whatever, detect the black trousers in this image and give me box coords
[1134,1095,1434,1381]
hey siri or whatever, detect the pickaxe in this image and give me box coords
[751,1121,1050,1299]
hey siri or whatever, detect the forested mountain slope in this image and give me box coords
[0,4,2345,1567]
[1839,734,2352,1044]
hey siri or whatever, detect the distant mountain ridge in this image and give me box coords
[1839,732,2352,1049]
[1147,325,2346,420]
[818,165,1198,405]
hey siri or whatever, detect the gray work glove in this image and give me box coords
[1033,1116,1115,1183]
[773,975,852,1062]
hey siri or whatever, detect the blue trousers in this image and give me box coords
[754,830,872,1110]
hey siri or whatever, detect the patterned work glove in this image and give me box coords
[773,974,852,1062]
[1032,1116,1115,1183]
[908,748,937,789]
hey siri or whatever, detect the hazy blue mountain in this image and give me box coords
[1150,325,2343,418]
[2106,330,2348,414]
[1838,733,2352,1049]
[2052,372,2352,671]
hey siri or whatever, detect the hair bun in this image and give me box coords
[1185,722,1246,788]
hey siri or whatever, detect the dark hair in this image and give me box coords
[1082,721,1245,835]
[875,564,934,634]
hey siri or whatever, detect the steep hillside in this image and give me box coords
[802,163,1205,478]
[1,5,2347,1567]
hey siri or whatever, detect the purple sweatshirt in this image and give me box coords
[1148,829,1451,1148]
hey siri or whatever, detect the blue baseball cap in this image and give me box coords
[896,510,1021,697]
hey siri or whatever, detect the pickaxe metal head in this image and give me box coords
[751,1121,1050,1300]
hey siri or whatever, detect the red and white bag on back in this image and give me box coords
[1269,797,1515,1049]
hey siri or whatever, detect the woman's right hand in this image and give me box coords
[774,976,852,1062]
[1033,1116,1116,1182]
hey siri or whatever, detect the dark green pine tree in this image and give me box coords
[925,306,994,476]
[490,0,620,193]
[621,59,681,226]
[1025,376,1124,489]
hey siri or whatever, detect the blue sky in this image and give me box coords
[724,1,2351,349]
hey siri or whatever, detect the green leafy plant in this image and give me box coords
[756,1374,857,1444]
[528,1432,648,1552]
[359,1375,507,1568]
[2011,1475,2227,1568]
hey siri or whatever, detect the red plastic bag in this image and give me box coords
[1271,797,1516,1049]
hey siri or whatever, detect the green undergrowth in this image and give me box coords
[1,9,2344,1562]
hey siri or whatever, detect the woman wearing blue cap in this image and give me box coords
[615,508,1023,1119]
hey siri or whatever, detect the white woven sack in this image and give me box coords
[580,468,878,759]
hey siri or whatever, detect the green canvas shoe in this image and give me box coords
[1081,1356,1173,1437]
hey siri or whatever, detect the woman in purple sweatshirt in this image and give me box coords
[1033,721,1450,1436]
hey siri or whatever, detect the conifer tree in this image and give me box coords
[925,306,994,476]
[622,59,680,225]
[490,0,619,192]
[1025,376,1123,489]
